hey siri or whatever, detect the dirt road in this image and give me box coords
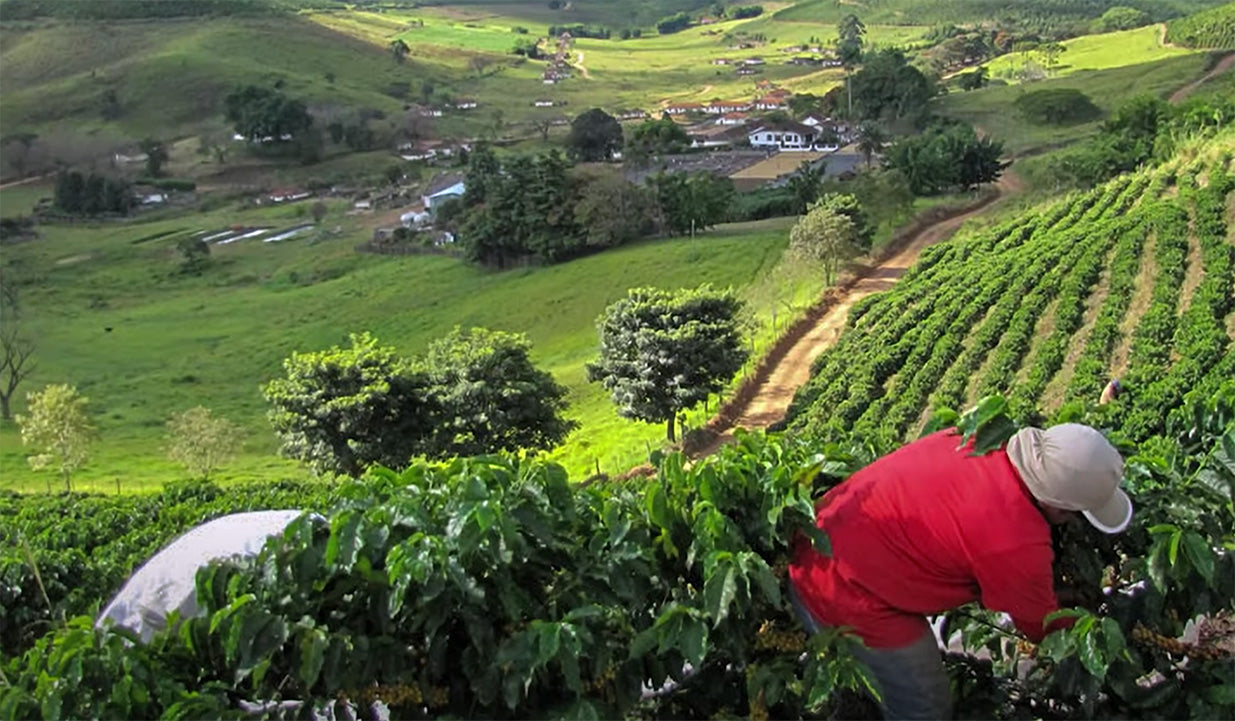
[692,175,1019,457]
[1170,51,1235,103]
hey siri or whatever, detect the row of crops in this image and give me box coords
[784,147,1235,453]
[1165,2,1235,49]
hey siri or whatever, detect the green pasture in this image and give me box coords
[0,15,444,141]
[937,53,1212,155]
[984,25,1200,81]
[0,191,812,493]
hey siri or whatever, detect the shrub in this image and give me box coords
[1014,88,1103,125]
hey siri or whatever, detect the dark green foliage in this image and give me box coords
[419,327,577,457]
[511,36,543,58]
[1052,94,1234,187]
[264,332,437,477]
[1014,88,1103,125]
[0,478,337,658]
[1096,5,1150,30]
[625,118,690,165]
[175,236,211,276]
[135,177,197,192]
[2,434,875,719]
[1165,2,1235,47]
[224,84,313,145]
[573,168,658,247]
[263,330,576,476]
[814,192,873,252]
[567,108,624,162]
[884,122,1006,194]
[460,149,584,266]
[548,24,612,39]
[588,286,748,441]
[138,138,169,178]
[657,12,692,34]
[648,171,736,236]
[956,66,990,91]
[849,49,936,125]
[0,0,274,21]
[730,5,764,19]
[53,171,131,215]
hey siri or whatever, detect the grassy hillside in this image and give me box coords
[783,130,1235,450]
[775,0,1230,29]
[0,14,434,141]
[982,24,1199,80]
[937,53,1211,154]
[0,190,813,492]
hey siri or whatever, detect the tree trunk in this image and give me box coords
[666,414,676,443]
[0,394,9,421]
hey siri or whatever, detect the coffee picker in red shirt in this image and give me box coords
[789,424,1132,720]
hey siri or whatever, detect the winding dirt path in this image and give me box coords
[574,51,592,79]
[690,174,1020,457]
[0,173,51,190]
[1170,51,1235,103]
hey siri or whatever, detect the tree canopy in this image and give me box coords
[567,108,623,162]
[588,286,748,442]
[884,122,1005,194]
[18,384,95,492]
[224,85,313,145]
[849,49,935,125]
[264,331,574,476]
[420,327,576,457]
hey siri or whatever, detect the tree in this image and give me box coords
[1098,6,1147,32]
[176,236,210,275]
[311,200,327,224]
[786,159,826,213]
[419,327,576,457]
[850,49,935,125]
[166,406,242,480]
[884,122,1004,194]
[1039,42,1066,75]
[566,108,623,162]
[788,201,860,285]
[956,66,988,91]
[263,332,435,477]
[573,167,656,248]
[139,138,169,177]
[848,168,914,232]
[648,171,735,236]
[814,192,872,251]
[856,122,887,167]
[390,38,410,64]
[0,133,41,178]
[18,383,94,492]
[224,85,313,146]
[656,12,691,35]
[0,289,35,421]
[837,12,866,117]
[624,118,689,166]
[587,286,748,442]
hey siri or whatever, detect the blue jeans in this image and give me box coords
[789,583,953,721]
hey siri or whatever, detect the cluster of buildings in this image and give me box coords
[660,85,849,152]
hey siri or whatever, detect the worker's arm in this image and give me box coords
[973,544,1074,642]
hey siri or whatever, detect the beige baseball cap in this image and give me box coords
[1006,424,1132,533]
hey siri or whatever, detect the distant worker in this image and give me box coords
[1100,378,1123,405]
[789,424,1132,720]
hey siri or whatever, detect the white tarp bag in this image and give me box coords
[97,510,306,642]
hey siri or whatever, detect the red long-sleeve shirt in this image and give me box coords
[789,429,1068,648]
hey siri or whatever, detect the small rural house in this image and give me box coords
[533,99,557,107]
[422,176,466,210]
[748,119,817,151]
[716,112,749,126]
[455,99,478,110]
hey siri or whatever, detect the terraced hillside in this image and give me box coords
[783,132,1235,449]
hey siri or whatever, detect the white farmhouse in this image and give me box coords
[748,119,817,151]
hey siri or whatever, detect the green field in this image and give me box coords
[937,53,1212,155]
[983,24,1200,80]
[0,190,815,492]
